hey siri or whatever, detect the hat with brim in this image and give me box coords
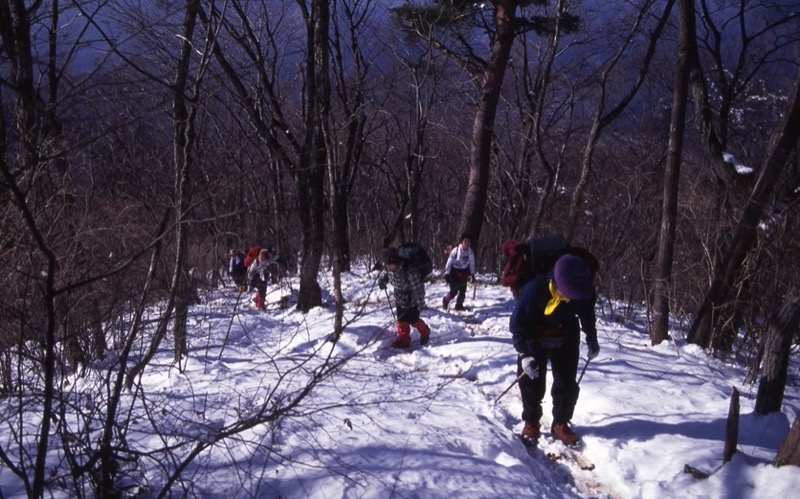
[553,254,594,300]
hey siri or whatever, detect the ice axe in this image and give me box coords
[494,372,526,404]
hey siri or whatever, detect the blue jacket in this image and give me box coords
[510,275,598,355]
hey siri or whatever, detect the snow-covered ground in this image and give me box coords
[2,266,799,498]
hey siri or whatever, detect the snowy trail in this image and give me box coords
[10,270,794,498]
[328,278,624,498]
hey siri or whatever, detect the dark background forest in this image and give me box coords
[1,0,799,496]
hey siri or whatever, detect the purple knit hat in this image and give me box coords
[553,254,594,300]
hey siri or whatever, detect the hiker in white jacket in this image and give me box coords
[443,233,476,310]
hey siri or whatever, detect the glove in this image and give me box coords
[520,355,539,380]
[470,275,476,284]
[378,275,388,290]
[587,341,600,360]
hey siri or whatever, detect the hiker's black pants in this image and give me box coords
[517,328,581,424]
[447,268,471,306]
[250,277,267,300]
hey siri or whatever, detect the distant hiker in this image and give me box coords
[243,244,263,271]
[378,248,431,348]
[443,233,476,311]
[509,253,600,448]
[265,245,280,283]
[247,249,275,311]
[228,249,247,293]
[499,240,531,299]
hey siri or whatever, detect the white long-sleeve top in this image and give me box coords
[444,244,475,275]
[247,258,273,282]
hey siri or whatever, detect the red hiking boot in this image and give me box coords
[521,420,540,447]
[414,319,431,346]
[254,293,266,311]
[551,421,580,447]
[392,336,411,348]
[393,321,411,348]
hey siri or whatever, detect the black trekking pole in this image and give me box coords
[218,289,244,360]
[383,287,396,321]
[577,357,592,385]
[494,372,526,404]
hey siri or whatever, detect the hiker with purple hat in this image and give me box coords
[509,253,600,448]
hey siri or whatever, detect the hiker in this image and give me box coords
[378,248,431,348]
[509,253,600,448]
[500,240,531,300]
[265,245,280,284]
[228,249,247,293]
[443,233,476,310]
[247,249,274,311]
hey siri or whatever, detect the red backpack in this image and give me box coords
[243,245,262,268]
[500,240,532,291]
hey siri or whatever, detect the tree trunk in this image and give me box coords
[651,0,696,345]
[688,69,800,348]
[755,287,800,414]
[774,414,800,467]
[171,0,201,364]
[459,0,519,245]
[0,2,60,495]
[295,0,328,313]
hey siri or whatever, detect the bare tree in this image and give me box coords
[457,0,519,245]
[371,30,454,247]
[391,0,579,247]
[562,0,673,241]
[0,1,92,494]
[688,66,800,347]
[682,0,800,349]
[650,0,698,345]
[171,0,208,364]
[200,0,331,312]
[327,0,377,271]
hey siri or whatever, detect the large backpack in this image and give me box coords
[500,235,569,293]
[527,234,568,277]
[395,242,433,281]
[500,240,531,290]
[243,245,262,268]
